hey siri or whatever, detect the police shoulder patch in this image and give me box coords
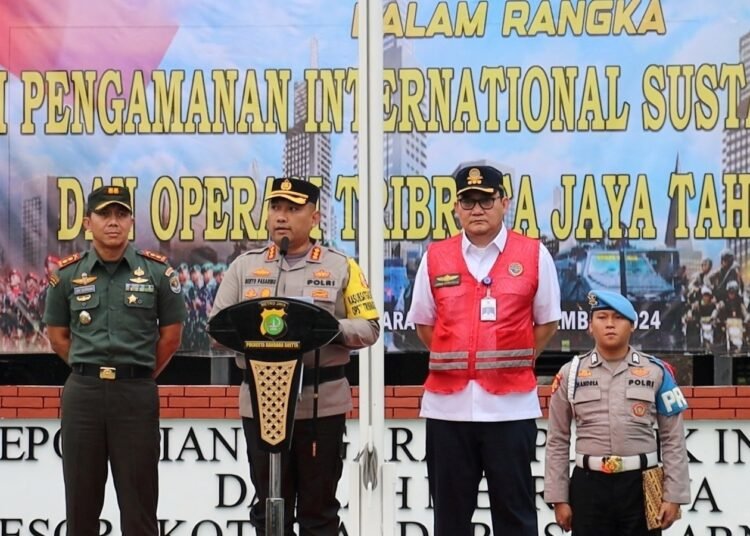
[58,252,83,269]
[138,249,168,264]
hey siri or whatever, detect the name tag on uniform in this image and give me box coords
[480,297,496,321]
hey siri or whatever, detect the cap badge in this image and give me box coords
[587,291,599,306]
[467,168,483,185]
[106,186,121,195]
[632,402,648,417]
[508,262,523,276]
[281,179,293,191]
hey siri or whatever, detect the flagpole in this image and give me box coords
[356,0,386,534]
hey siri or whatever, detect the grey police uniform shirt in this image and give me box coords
[209,242,380,420]
[544,347,690,505]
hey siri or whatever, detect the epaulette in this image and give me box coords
[58,252,83,269]
[138,249,168,264]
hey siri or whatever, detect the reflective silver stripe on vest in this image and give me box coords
[429,349,533,371]
[430,351,469,360]
[475,359,533,369]
[428,351,469,370]
[429,361,469,370]
[476,349,535,359]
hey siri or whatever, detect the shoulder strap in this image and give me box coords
[567,355,581,403]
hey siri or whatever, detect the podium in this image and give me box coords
[207,297,340,535]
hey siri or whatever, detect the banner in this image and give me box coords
[0,1,748,356]
[2,419,750,534]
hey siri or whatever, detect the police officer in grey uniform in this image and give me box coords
[209,177,380,536]
[44,185,186,536]
[544,290,690,535]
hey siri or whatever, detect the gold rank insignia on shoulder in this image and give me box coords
[59,252,82,269]
[266,245,277,261]
[72,272,97,286]
[310,246,322,261]
[138,250,168,263]
[433,274,460,288]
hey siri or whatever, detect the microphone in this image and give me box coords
[272,236,290,297]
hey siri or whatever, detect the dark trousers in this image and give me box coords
[570,466,661,536]
[426,418,538,536]
[61,373,160,536]
[242,415,346,536]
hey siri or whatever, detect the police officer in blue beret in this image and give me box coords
[545,290,690,534]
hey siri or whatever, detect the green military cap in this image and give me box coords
[87,185,132,213]
[178,262,189,271]
[266,177,319,205]
[190,264,201,274]
[201,262,214,273]
[214,263,226,275]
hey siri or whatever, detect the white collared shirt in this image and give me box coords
[406,227,562,421]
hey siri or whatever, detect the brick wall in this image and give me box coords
[1,385,749,419]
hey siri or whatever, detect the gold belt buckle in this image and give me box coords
[99,367,117,380]
[601,455,623,473]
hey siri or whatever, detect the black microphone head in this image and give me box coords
[279,236,290,256]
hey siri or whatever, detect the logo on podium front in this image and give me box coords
[259,302,288,339]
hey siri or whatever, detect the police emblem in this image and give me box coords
[508,262,523,276]
[260,305,287,338]
[632,402,648,417]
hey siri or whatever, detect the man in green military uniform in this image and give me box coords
[44,185,186,536]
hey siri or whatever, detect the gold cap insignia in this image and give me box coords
[587,292,599,306]
[467,168,483,185]
[281,179,293,191]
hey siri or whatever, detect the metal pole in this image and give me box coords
[357,0,385,534]
[266,452,283,536]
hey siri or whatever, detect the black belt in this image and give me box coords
[71,363,152,380]
[242,365,346,387]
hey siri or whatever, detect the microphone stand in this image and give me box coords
[267,235,289,536]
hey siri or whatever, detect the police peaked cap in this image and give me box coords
[87,185,132,213]
[266,178,320,205]
[454,165,506,197]
[587,290,637,323]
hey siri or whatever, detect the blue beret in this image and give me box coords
[587,290,637,323]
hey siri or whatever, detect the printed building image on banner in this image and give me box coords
[0,0,748,357]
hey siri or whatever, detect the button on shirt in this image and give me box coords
[406,226,562,421]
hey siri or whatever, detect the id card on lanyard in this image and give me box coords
[480,276,496,321]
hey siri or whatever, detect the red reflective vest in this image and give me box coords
[425,231,540,394]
